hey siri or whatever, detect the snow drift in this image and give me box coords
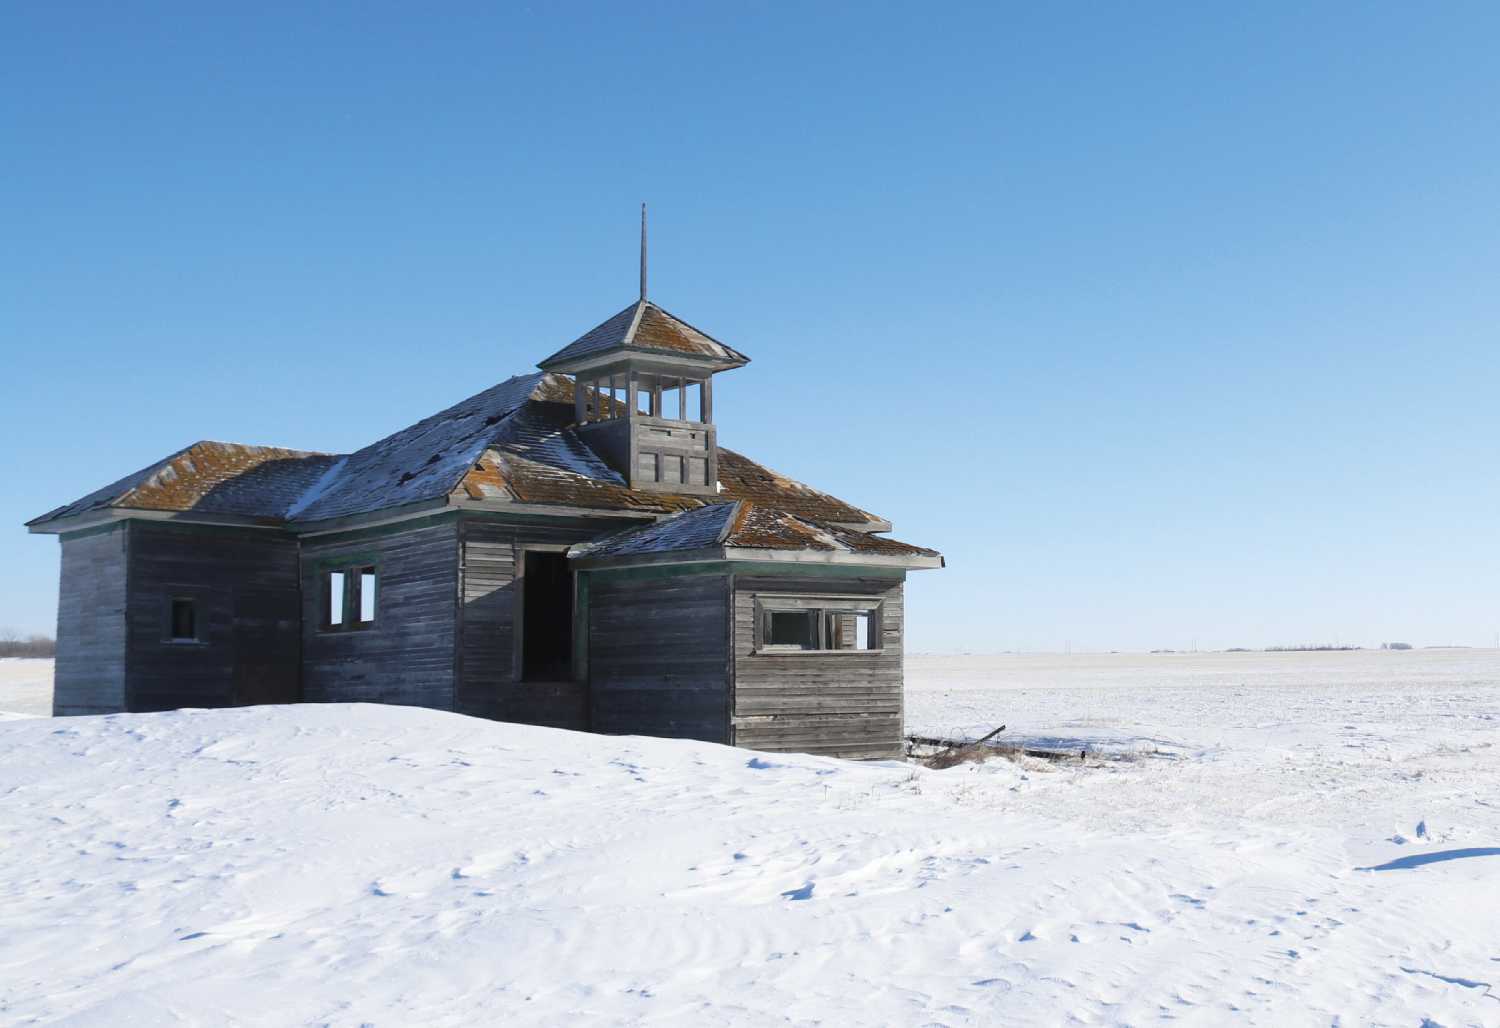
[2,674,1497,1024]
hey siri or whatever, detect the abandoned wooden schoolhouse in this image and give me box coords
[27,229,943,758]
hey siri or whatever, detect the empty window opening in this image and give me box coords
[327,571,346,627]
[358,568,377,624]
[826,611,876,650]
[322,564,379,631]
[757,599,882,652]
[632,372,657,417]
[522,551,573,681]
[765,610,817,649]
[169,598,197,641]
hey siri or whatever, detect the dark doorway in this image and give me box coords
[522,551,573,681]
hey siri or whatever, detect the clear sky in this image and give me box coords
[4,3,1498,652]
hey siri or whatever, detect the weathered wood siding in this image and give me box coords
[52,525,130,716]
[586,569,730,742]
[456,519,516,720]
[125,522,301,712]
[731,573,905,759]
[455,515,635,729]
[301,519,458,710]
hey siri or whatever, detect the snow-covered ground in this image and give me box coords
[0,657,53,719]
[2,651,1498,1025]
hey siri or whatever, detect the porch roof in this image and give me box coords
[567,501,944,571]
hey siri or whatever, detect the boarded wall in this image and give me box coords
[52,525,130,716]
[126,522,301,712]
[586,569,730,742]
[731,572,905,759]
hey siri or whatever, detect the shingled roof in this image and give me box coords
[29,374,890,533]
[288,373,575,523]
[568,501,942,568]
[27,442,340,528]
[536,300,750,372]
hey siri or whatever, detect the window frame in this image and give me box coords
[752,594,884,655]
[162,595,205,645]
[320,561,380,633]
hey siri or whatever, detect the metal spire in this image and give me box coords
[639,202,648,301]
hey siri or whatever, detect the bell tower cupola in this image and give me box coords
[536,206,749,495]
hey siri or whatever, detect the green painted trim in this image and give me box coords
[587,559,904,585]
[731,561,907,581]
[456,508,648,530]
[308,506,648,547]
[127,519,291,541]
[573,572,590,693]
[313,551,383,572]
[588,561,733,584]
[57,520,129,543]
[61,519,290,543]
[305,509,459,547]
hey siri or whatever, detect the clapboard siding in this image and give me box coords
[52,525,130,716]
[126,522,301,712]
[301,520,459,710]
[587,571,729,742]
[455,516,623,728]
[456,520,517,720]
[731,573,905,758]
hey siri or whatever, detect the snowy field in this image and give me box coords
[0,657,52,719]
[1,650,1498,1025]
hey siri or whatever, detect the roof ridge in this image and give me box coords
[718,499,749,544]
[287,372,548,523]
[102,441,202,513]
[189,439,336,458]
[622,299,647,348]
[284,455,351,520]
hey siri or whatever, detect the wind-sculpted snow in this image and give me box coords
[0,649,1498,1025]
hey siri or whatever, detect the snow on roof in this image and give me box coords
[536,300,750,371]
[570,501,942,566]
[30,375,891,532]
[570,503,739,559]
[290,373,568,522]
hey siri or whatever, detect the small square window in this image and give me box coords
[169,598,197,641]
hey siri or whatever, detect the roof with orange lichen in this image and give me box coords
[568,501,942,567]
[536,300,750,371]
[29,373,891,533]
[27,442,341,527]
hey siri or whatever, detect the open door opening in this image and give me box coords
[522,551,573,681]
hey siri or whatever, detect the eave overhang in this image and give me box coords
[567,543,944,572]
[27,506,290,536]
[538,347,747,377]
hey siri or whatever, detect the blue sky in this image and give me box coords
[4,2,1498,651]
